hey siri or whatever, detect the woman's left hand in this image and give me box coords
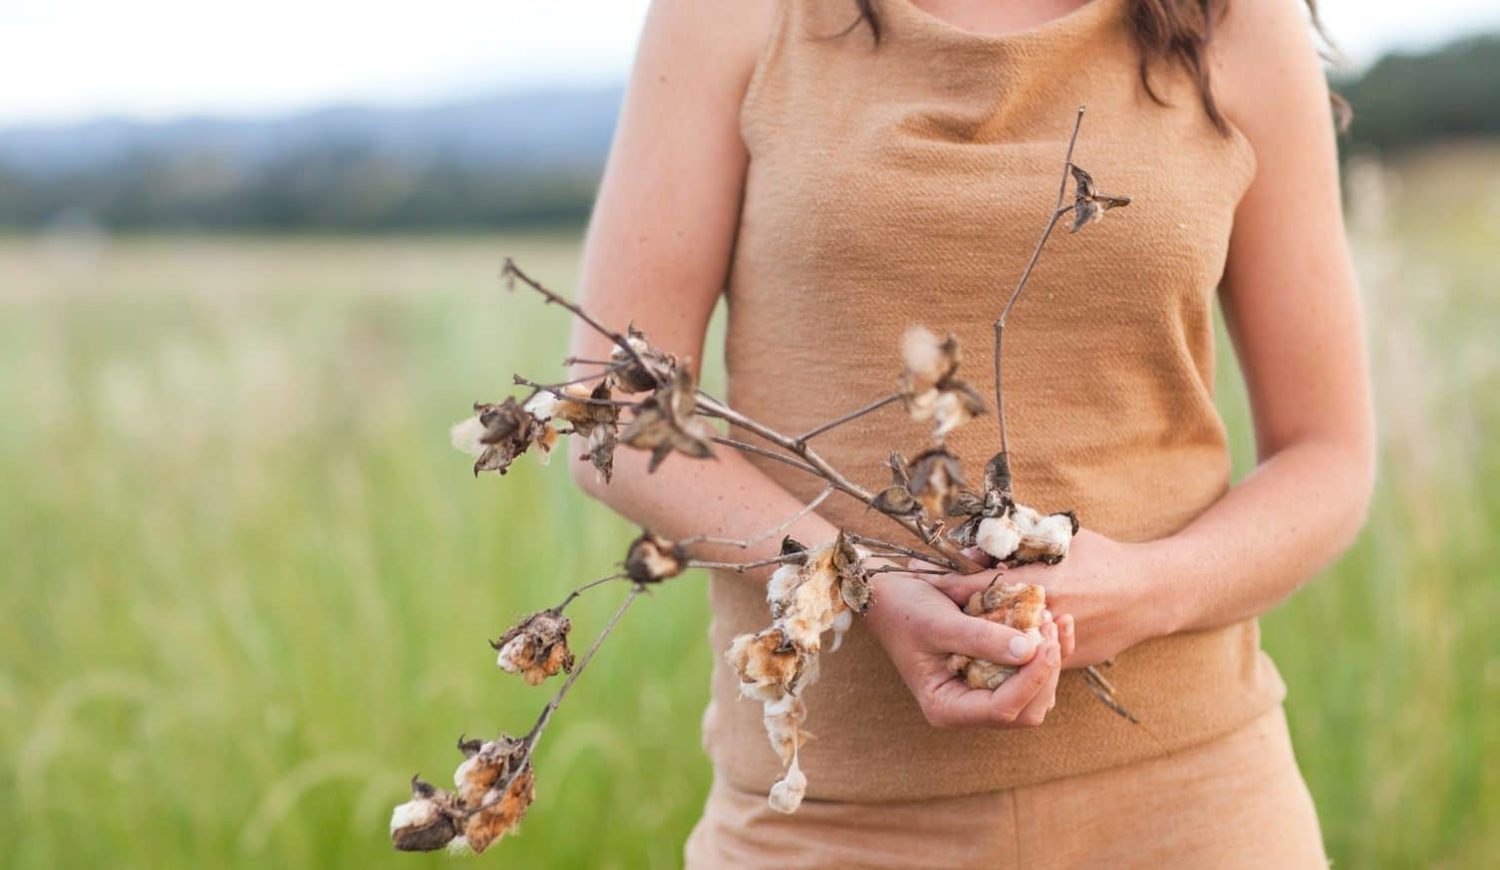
[928,530,1175,668]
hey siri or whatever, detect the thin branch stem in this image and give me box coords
[681,486,835,550]
[460,585,643,820]
[794,393,904,444]
[710,436,822,478]
[844,533,956,569]
[550,572,629,613]
[697,393,979,573]
[688,552,808,573]
[526,587,640,749]
[502,258,659,389]
[513,376,636,408]
[992,105,1086,470]
[518,366,622,394]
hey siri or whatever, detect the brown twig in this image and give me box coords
[550,572,630,613]
[991,105,1086,481]
[460,585,643,820]
[794,393,904,444]
[512,376,636,408]
[681,486,835,550]
[710,436,823,478]
[503,258,659,390]
[696,393,978,573]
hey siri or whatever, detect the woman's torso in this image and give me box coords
[705,0,1285,800]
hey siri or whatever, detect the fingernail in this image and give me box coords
[1009,635,1034,659]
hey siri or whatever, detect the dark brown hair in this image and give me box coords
[850,0,1350,133]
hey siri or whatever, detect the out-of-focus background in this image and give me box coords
[1,2,1497,867]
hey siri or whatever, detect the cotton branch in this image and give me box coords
[696,393,975,573]
[989,105,1085,491]
[502,258,660,390]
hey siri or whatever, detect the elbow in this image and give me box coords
[1329,433,1378,558]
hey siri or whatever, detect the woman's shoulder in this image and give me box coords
[634,0,782,103]
[1210,0,1340,161]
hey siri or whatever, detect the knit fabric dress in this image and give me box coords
[688,0,1322,865]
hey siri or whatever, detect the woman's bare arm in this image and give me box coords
[564,0,1059,727]
[1148,0,1375,635]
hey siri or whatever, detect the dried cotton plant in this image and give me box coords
[391,106,1140,854]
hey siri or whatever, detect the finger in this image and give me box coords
[926,634,1060,728]
[961,546,996,569]
[931,569,999,609]
[1056,614,1076,661]
[931,609,1037,665]
[1016,623,1062,725]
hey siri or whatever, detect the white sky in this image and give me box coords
[2,0,1497,127]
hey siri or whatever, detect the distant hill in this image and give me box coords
[0,88,624,231]
[1337,35,1500,153]
[1,32,1497,232]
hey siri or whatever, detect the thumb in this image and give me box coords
[930,568,1000,609]
[933,608,1039,666]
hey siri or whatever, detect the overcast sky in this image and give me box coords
[2,0,1498,127]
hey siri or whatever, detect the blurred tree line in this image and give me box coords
[0,34,1496,233]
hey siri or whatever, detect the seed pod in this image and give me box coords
[607,325,678,393]
[452,397,549,476]
[624,530,687,583]
[618,366,715,471]
[453,735,528,807]
[1068,164,1132,233]
[390,776,464,852]
[831,531,873,615]
[908,447,966,518]
[490,611,574,686]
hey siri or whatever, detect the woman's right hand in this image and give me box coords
[864,569,1064,729]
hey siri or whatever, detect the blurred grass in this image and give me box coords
[1,147,1497,868]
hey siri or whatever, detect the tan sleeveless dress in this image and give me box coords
[698,0,1295,840]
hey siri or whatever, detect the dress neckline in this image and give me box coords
[885,0,1120,49]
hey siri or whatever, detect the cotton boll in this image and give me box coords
[490,611,573,686]
[522,390,561,420]
[767,563,800,616]
[449,416,488,458]
[462,766,535,854]
[1014,511,1078,565]
[901,325,952,390]
[975,515,1022,561]
[767,757,808,815]
[727,628,804,702]
[390,777,462,852]
[828,608,853,652]
[762,694,808,764]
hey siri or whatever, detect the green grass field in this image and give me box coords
[1,148,1496,868]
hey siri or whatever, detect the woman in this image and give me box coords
[568,0,1373,866]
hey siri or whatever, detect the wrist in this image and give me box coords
[1133,536,1193,639]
